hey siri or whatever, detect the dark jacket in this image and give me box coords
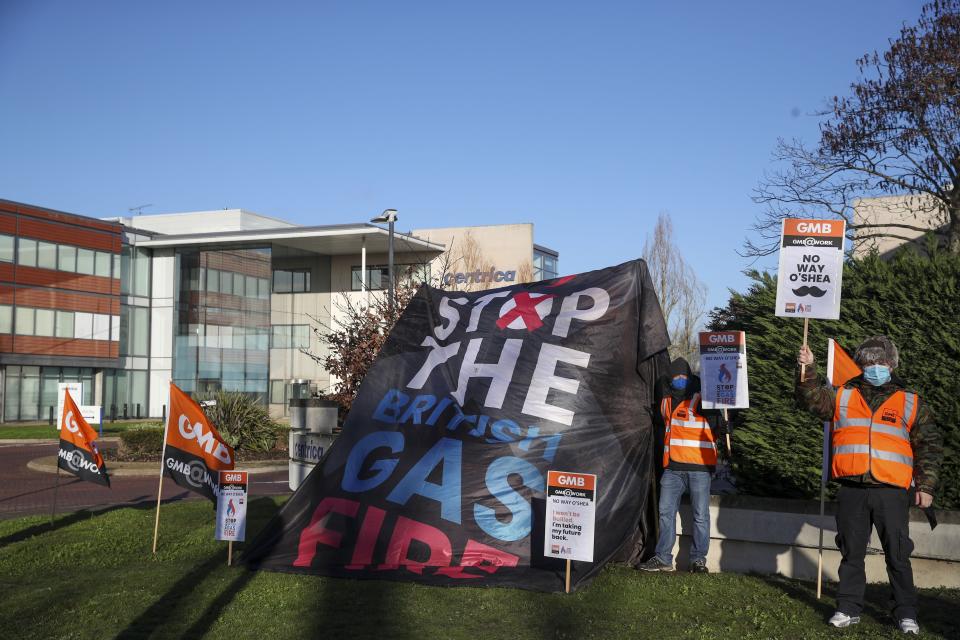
[655,358,728,473]
[796,362,943,495]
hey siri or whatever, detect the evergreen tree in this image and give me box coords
[710,244,959,508]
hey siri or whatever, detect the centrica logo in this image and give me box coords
[443,268,517,286]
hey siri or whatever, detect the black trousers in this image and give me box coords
[835,484,917,620]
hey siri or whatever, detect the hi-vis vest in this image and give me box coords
[831,387,918,489]
[661,393,717,468]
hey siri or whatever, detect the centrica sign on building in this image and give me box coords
[774,219,846,319]
[442,268,517,286]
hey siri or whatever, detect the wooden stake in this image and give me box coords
[50,464,61,527]
[152,391,171,555]
[817,421,829,599]
[228,541,233,566]
[722,408,732,455]
[564,559,571,594]
[800,318,810,379]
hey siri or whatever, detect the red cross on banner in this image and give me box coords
[496,292,555,331]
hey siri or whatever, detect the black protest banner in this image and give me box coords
[243,259,669,591]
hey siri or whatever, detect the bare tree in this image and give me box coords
[642,212,707,363]
[747,0,960,257]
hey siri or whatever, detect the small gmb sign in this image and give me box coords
[215,471,249,542]
[544,470,597,563]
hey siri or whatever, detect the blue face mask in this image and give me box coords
[671,376,688,390]
[863,365,891,386]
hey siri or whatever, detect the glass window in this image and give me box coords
[37,241,58,270]
[273,269,292,293]
[271,324,310,349]
[351,265,391,291]
[92,313,110,341]
[15,307,35,335]
[258,277,270,298]
[95,251,111,277]
[134,248,150,296]
[76,248,95,275]
[3,366,21,421]
[269,379,286,404]
[18,238,37,267]
[120,246,131,293]
[58,244,77,272]
[220,271,233,295]
[114,253,121,283]
[133,307,149,355]
[246,275,258,298]
[273,268,311,293]
[55,310,74,338]
[233,273,244,296]
[206,268,219,292]
[74,312,93,339]
[19,366,40,421]
[35,308,55,336]
[0,234,13,262]
[0,305,11,333]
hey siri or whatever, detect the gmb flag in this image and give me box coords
[243,260,669,592]
[163,383,235,502]
[58,390,109,487]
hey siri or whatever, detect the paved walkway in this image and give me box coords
[0,442,291,520]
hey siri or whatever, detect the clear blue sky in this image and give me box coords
[0,0,920,314]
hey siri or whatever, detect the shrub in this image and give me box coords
[709,245,960,508]
[200,390,281,453]
[117,426,164,460]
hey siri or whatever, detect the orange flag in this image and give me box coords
[827,339,861,388]
[58,390,110,487]
[162,383,235,501]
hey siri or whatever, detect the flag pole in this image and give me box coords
[800,318,810,379]
[50,464,61,527]
[228,541,233,566]
[152,384,172,555]
[817,420,829,599]
[564,559,571,594]
[722,408,732,455]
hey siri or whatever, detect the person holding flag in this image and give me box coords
[797,336,943,635]
[153,383,235,552]
[57,389,110,487]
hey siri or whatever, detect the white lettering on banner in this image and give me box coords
[796,222,832,234]
[408,286,610,425]
[451,339,523,408]
[466,291,511,332]
[552,288,610,338]
[522,344,591,426]
[433,297,468,340]
[177,415,233,464]
[58,448,100,473]
[64,411,80,434]
[556,475,585,487]
[708,334,735,344]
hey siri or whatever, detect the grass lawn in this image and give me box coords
[1,498,957,639]
[0,421,159,439]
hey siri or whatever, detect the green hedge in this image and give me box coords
[709,245,959,509]
[117,425,164,461]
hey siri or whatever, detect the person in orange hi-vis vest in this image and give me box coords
[798,336,943,636]
[638,357,727,574]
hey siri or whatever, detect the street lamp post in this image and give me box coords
[370,209,398,315]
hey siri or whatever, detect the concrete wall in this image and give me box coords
[147,249,175,417]
[853,194,947,258]
[666,495,959,588]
